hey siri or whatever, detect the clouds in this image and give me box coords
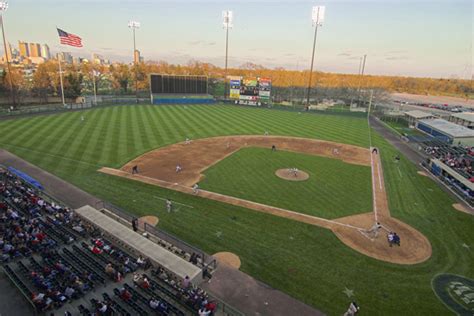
[187,40,216,46]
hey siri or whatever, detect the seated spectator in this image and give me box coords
[119,287,132,301]
[105,263,115,278]
[206,301,217,314]
[64,286,75,299]
[141,276,150,289]
[199,307,211,316]
[132,273,142,285]
[149,298,160,310]
[97,302,109,315]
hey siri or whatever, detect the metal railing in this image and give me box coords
[94,199,213,267]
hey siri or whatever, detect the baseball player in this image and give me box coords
[176,164,182,173]
[166,199,173,213]
[366,222,382,238]
[192,183,199,194]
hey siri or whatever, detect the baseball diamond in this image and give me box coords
[0,104,472,316]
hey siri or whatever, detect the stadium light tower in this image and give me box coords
[222,10,233,99]
[0,1,15,106]
[128,20,140,103]
[306,5,325,108]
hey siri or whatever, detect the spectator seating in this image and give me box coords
[1,167,211,315]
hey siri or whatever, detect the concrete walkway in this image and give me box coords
[0,149,100,209]
[0,149,324,316]
[201,264,323,316]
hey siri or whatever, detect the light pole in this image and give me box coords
[128,20,140,104]
[356,54,367,107]
[306,5,325,108]
[222,10,233,100]
[0,1,15,107]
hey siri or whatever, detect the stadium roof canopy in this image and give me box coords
[450,112,474,123]
[418,119,474,138]
[404,110,434,119]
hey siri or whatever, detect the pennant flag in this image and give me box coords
[57,28,83,47]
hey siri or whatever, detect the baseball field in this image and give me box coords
[0,104,473,315]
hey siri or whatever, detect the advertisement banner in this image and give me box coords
[258,78,271,101]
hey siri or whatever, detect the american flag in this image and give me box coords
[57,28,83,47]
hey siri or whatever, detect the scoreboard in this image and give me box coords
[150,74,208,94]
[228,76,272,105]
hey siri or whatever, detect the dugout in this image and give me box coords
[416,119,474,146]
[149,74,215,105]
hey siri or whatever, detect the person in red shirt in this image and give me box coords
[119,288,132,301]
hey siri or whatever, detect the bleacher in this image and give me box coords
[419,138,474,181]
[0,167,218,315]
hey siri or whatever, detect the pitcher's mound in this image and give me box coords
[213,252,241,269]
[275,168,309,181]
[138,216,159,229]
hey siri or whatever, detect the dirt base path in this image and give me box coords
[99,138,432,265]
[122,135,370,187]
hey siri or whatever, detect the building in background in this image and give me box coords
[1,42,12,63]
[134,49,143,63]
[29,57,46,65]
[57,52,73,64]
[40,44,51,59]
[29,43,41,58]
[18,41,29,58]
[92,53,106,65]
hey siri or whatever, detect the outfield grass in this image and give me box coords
[200,147,372,219]
[0,104,472,315]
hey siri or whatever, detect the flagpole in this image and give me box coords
[92,70,97,106]
[58,56,66,106]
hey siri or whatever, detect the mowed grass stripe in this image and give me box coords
[107,107,123,167]
[96,107,121,166]
[143,105,166,147]
[70,108,111,166]
[135,106,153,152]
[19,113,81,168]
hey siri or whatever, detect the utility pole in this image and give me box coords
[356,54,367,107]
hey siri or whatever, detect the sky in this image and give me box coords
[1,0,472,78]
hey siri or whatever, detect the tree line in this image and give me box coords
[0,60,471,105]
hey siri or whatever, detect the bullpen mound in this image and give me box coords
[138,215,159,230]
[213,252,241,269]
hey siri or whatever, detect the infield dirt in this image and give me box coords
[99,135,432,264]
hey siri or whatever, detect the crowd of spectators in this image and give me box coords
[2,167,221,315]
[422,143,474,181]
[152,266,216,315]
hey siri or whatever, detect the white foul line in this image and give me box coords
[370,149,378,223]
[154,196,194,208]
